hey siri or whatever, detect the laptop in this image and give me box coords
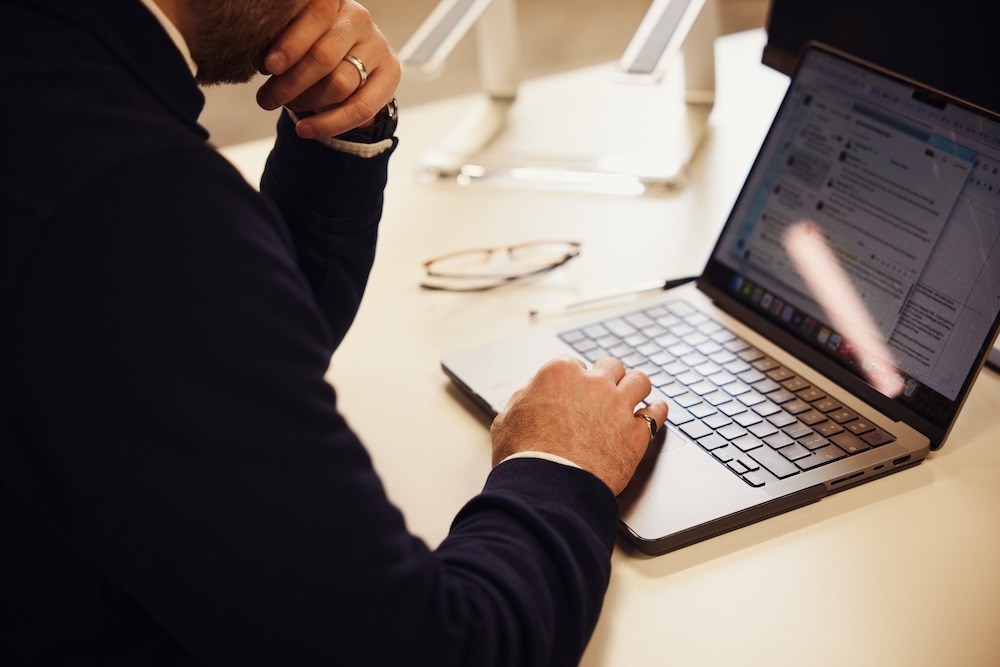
[441,42,1000,555]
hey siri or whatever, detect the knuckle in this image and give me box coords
[307,40,339,71]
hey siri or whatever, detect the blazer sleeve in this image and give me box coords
[259,111,397,352]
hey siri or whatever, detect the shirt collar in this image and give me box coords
[138,0,197,78]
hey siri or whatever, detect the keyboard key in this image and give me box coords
[738,369,766,384]
[684,333,710,348]
[704,390,732,406]
[648,371,673,387]
[797,387,826,402]
[749,446,800,479]
[718,401,748,417]
[668,343,694,357]
[767,412,797,428]
[798,410,828,426]
[736,389,766,406]
[764,431,795,449]
[783,398,811,415]
[681,352,708,368]
[732,433,764,452]
[766,388,796,404]
[703,412,733,430]
[723,359,752,374]
[690,381,718,396]
[712,329,738,345]
[783,421,813,439]
[680,420,713,440]
[829,408,858,424]
[812,397,841,412]
[778,442,812,461]
[699,433,730,451]
[830,432,870,454]
[624,312,656,328]
[721,336,746,351]
[734,411,763,427]
[815,421,845,437]
[677,394,705,409]
[605,319,636,337]
[727,459,750,475]
[846,419,875,435]
[708,370,738,387]
[689,402,717,419]
[710,349,738,365]
[661,383,689,398]
[752,357,780,372]
[753,401,781,417]
[742,472,766,487]
[796,445,848,470]
[748,422,777,438]
[694,361,722,377]
[677,371,702,386]
[797,432,830,450]
[718,423,748,440]
[766,367,795,382]
[753,380,781,396]
[666,406,694,426]
[696,341,724,356]
[862,428,894,446]
[595,334,620,349]
[782,377,810,392]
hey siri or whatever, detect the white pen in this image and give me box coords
[529,276,696,318]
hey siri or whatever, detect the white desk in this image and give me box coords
[222,30,1000,667]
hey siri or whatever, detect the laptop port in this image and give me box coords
[893,455,912,466]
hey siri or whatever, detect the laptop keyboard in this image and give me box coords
[558,299,896,488]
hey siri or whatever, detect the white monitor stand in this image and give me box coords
[398,0,722,195]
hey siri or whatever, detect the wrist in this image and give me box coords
[335,98,398,143]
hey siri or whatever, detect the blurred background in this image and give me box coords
[200,0,769,147]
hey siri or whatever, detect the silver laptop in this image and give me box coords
[441,42,1000,555]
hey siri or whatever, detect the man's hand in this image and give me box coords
[490,357,669,496]
[257,0,401,139]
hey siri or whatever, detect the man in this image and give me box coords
[0,0,668,664]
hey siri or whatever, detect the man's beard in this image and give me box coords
[187,0,303,86]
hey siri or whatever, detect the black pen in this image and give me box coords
[529,276,696,318]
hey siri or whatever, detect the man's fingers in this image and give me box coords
[591,356,626,383]
[292,70,397,138]
[635,401,668,440]
[264,0,342,76]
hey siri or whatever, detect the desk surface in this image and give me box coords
[221,30,1000,667]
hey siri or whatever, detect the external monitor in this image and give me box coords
[762,0,999,114]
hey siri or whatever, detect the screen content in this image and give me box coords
[712,48,1000,428]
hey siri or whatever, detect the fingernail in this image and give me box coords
[265,51,287,75]
[297,123,316,139]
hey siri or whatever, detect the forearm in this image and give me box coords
[260,111,396,349]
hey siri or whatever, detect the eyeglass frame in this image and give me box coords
[420,240,582,292]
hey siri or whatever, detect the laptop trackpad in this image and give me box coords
[618,427,764,546]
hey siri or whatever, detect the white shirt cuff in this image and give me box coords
[499,451,582,470]
[285,109,393,158]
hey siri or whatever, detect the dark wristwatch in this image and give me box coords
[334,98,398,144]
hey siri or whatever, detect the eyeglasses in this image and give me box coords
[420,240,582,292]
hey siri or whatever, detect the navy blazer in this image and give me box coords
[0,0,620,664]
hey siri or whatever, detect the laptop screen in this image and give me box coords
[701,43,1000,440]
